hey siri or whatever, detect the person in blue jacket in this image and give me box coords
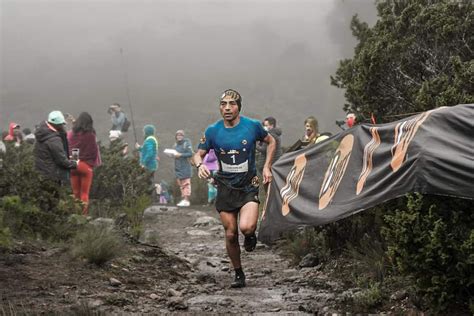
[173,129,193,207]
[136,124,159,199]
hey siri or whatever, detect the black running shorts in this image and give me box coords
[215,184,260,213]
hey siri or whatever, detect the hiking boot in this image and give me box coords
[244,233,257,252]
[230,273,246,288]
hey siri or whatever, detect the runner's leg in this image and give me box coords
[239,201,259,236]
[219,211,241,269]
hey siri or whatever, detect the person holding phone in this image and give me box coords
[67,112,99,215]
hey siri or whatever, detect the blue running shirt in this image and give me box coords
[198,116,268,190]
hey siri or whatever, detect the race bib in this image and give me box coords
[220,149,249,173]
[221,160,248,173]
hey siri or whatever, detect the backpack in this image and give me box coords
[121,117,131,132]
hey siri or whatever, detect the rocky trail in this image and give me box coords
[140,205,340,314]
[0,204,391,314]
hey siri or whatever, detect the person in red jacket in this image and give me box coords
[67,112,100,215]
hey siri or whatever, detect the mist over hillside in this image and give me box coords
[1,0,377,179]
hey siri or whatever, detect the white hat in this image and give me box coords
[109,130,122,141]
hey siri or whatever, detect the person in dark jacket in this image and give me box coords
[173,130,193,207]
[34,110,77,183]
[34,110,78,212]
[256,116,282,177]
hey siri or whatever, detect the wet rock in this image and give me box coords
[149,293,159,300]
[192,272,217,284]
[88,299,104,308]
[188,211,207,217]
[140,229,159,244]
[142,207,162,222]
[221,266,230,271]
[91,218,115,230]
[192,216,220,227]
[167,296,188,310]
[299,253,320,268]
[262,268,273,274]
[167,288,181,297]
[109,278,122,287]
[186,230,212,236]
[218,297,234,306]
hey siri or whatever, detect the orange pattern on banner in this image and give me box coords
[319,135,354,210]
[391,111,432,172]
[356,127,381,195]
[280,154,307,216]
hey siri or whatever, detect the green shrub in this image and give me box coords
[344,233,392,284]
[90,141,151,210]
[71,224,124,266]
[0,195,81,241]
[123,194,151,240]
[352,282,384,311]
[281,227,330,265]
[382,193,473,313]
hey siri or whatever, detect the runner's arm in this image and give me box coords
[193,149,211,179]
[262,134,276,184]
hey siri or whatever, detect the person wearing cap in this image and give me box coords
[108,103,126,132]
[34,110,77,186]
[173,129,193,207]
[193,89,276,288]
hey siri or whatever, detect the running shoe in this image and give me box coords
[230,273,246,288]
[244,233,257,252]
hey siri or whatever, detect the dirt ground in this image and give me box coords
[0,204,420,314]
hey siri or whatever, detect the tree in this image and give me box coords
[331,0,473,122]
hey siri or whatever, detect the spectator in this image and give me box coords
[23,128,36,144]
[256,116,282,177]
[108,103,126,132]
[286,116,329,152]
[67,112,100,215]
[4,122,23,147]
[173,130,193,207]
[203,149,218,205]
[136,124,159,203]
[34,111,77,211]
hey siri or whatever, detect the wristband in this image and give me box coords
[196,163,202,169]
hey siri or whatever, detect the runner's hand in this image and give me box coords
[262,166,273,184]
[197,164,211,179]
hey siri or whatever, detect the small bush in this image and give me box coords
[352,282,384,311]
[344,233,392,284]
[71,224,124,266]
[90,141,150,210]
[281,227,330,265]
[123,194,150,240]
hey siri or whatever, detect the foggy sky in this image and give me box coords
[1,0,377,152]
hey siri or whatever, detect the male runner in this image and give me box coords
[193,89,276,288]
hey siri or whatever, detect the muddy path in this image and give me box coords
[142,205,339,314]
